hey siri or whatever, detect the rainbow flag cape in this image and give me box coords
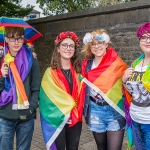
[40,67,84,150]
[124,53,150,149]
[82,48,127,117]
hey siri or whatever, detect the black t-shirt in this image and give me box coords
[61,69,73,94]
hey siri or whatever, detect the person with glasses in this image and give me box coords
[81,29,127,150]
[0,27,40,150]
[40,31,84,150]
[122,22,150,150]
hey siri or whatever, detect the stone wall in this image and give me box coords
[28,0,150,76]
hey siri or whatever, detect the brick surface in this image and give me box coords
[13,109,135,150]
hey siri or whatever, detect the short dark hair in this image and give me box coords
[5,27,24,37]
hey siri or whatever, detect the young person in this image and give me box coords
[81,29,127,150]
[0,27,40,150]
[122,22,150,150]
[40,31,84,150]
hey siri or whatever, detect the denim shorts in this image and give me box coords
[88,100,122,133]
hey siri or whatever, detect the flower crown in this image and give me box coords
[83,32,110,45]
[55,31,80,47]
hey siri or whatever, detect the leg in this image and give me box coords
[132,121,145,150]
[93,131,107,150]
[66,122,82,150]
[107,129,124,150]
[55,125,66,150]
[0,118,15,150]
[16,118,34,150]
[141,124,150,150]
[143,132,150,150]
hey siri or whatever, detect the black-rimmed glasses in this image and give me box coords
[140,36,150,42]
[6,36,24,43]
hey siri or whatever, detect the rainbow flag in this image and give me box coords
[82,48,127,117]
[0,45,32,109]
[40,68,76,150]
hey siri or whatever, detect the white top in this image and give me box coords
[89,61,103,99]
[126,65,150,124]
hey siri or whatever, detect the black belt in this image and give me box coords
[90,96,108,106]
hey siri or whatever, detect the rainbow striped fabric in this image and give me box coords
[40,68,76,150]
[124,53,150,149]
[82,48,127,117]
[0,45,32,109]
[0,17,42,46]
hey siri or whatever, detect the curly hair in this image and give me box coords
[82,29,112,59]
[50,43,81,73]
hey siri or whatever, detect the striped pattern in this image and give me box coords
[0,17,42,46]
[40,68,75,150]
[82,48,127,116]
[5,53,29,109]
[0,45,32,109]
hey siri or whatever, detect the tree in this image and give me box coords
[0,0,34,18]
[91,0,138,7]
[36,0,91,16]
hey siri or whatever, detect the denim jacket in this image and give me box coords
[83,58,126,129]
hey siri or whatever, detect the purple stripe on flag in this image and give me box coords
[40,113,56,143]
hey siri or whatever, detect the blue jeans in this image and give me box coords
[132,120,150,150]
[0,118,34,150]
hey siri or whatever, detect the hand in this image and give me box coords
[32,52,37,59]
[122,67,134,83]
[1,63,8,77]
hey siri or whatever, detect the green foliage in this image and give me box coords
[92,0,138,7]
[36,0,91,16]
[0,0,34,17]
[124,0,137,2]
[37,0,138,16]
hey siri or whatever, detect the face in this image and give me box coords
[57,38,75,60]
[90,39,108,57]
[5,33,24,56]
[140,33,150,55]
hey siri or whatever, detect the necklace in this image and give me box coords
[62,69,72,83]
[141,59,144,72]
[141,59,149,72]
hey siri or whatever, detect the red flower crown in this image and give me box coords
[55,31,80,47]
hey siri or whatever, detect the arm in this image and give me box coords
[122,67,134,86]
[0,62,8,92]
[29,58,40,113]
[0,77,4,92]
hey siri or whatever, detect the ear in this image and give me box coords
[4,37,8,43]
[106,43,108,49]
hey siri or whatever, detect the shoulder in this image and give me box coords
[32,58,39,66]
[30,58,40,74]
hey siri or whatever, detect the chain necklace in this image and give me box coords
[141,59,144,72]
[141,58,149,72]
[62,69,72,83]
